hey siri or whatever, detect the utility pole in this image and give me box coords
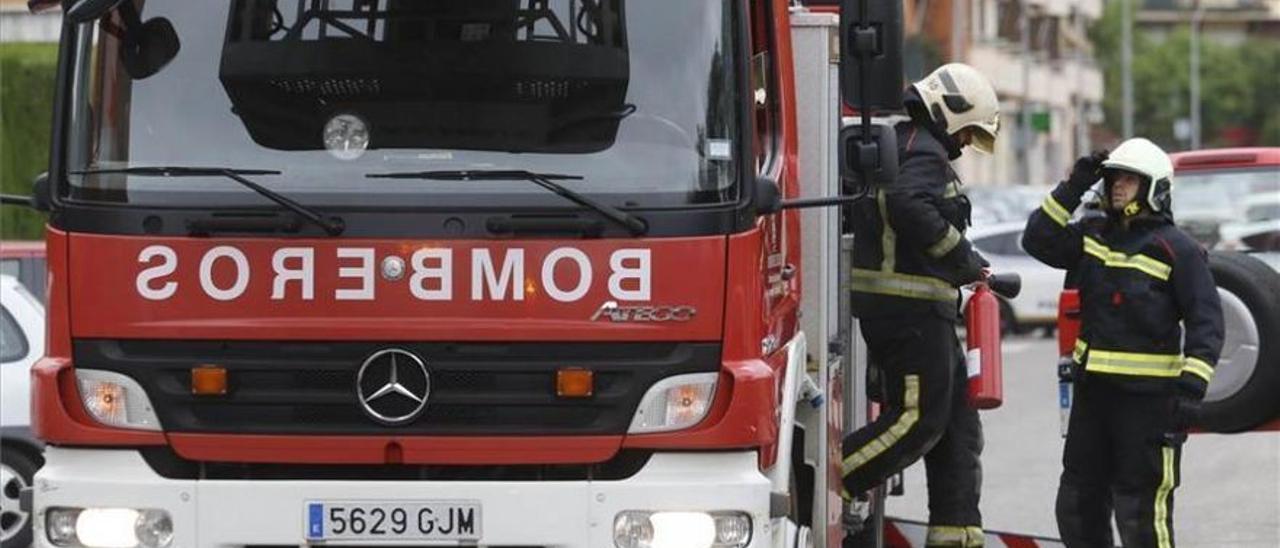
[1122,0,1134,138]
[1075,15,1091,157]
[1190,0,1205,149]
[1020,1,1033,184]
[951,0,966,62]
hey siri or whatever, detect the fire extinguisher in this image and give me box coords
[1056,288,1082,437]
[964,273,1021,410]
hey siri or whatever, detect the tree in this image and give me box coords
[0,43,57,240]
[1090,0,1280,149]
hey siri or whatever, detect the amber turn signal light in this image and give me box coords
[556,368,594,398]
[191,365,227,395]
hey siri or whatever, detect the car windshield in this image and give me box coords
[1249,205,1280,223]
[1172,167,1280,221]
[65,0,743,209]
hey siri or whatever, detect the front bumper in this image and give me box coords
[33,447,772,547]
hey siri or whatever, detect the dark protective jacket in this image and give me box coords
[850,93,982,322]
[1023,180,1224,395]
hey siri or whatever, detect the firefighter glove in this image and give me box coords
[1176,369,1210,401]
[1066,150,1109,193]
[1171,395,1201,433]
[940,240,988,287]
[1170,370,1207,432]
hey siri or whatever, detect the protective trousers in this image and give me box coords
[1056,379,1182,548]
[841,316,984,546]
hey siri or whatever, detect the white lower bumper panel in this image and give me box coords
[34,447,772,547]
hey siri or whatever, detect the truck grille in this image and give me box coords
[74,340,719,435]
[141,446,651,481]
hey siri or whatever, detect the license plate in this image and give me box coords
[305,501,481,542]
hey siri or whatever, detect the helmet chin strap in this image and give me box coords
[1123,201,1142,217]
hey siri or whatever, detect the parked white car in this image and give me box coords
[1,274,44,548]
[968,222,1065,333]
[1218,191,1280,252]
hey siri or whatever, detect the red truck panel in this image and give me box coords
[67,234,727,342]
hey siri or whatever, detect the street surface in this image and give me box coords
[885,334,1280,547]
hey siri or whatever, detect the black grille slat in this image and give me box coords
[75,341,719,436]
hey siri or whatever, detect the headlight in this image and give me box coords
[76,508,142,547]
[76,370,161,431]
[613,511,752,548]
[45,507,173,548]
[628,372,718,433]
[46,508,80,546]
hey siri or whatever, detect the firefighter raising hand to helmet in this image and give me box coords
[1023,138,1224,548]
[843,63,998,548]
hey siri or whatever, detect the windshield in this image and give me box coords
[66,0,744,209]
[1172,167,1280,222]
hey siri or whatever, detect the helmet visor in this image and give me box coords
[970,128,996,155]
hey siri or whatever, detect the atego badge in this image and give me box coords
[590,301,696,323]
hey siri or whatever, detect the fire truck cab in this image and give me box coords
[14,1,899,547]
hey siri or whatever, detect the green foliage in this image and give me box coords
[1239,39,1280,145]
[0,43,57,241]
[1091,1,1280,149]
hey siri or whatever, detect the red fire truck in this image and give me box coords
[3,0,930,546]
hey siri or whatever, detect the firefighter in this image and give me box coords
[842,63,999,548]
[1022,138,1224,547]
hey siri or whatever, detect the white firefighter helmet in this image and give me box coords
[912,63,1001,154]
[1102,137,1175,214]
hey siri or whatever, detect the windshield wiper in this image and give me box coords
[73,166,345,236]
[366,169,648,236]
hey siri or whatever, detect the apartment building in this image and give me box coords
[0,0,59,42]
[905,0,1105,186]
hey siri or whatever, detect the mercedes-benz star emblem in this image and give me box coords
[356,348,430,425]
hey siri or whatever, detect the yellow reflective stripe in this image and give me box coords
[1082,236,1109,259]
[1042,195,1071,227]
[1083,236,1173,281]
[926,525,967,544]
[1085,349,1183,377]
[1073,339,1088,363]
[965,527,984,546]
[1154,446,1175,548]
[925,525,985,547]
[1183,357,1214,383]
[927,226,963,258]
[878,190,897,272]
[942,181,962,199]
[852,269,958,302]
[843,375,920,475]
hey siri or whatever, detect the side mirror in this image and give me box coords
[755,175,782,216]
[31,172,52,212]
[840,123,898,190]
[840,0,904,112]
[0,173,51,212]
[120,16,180,79]
[64,0,179,80]
[63,0,126,24]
